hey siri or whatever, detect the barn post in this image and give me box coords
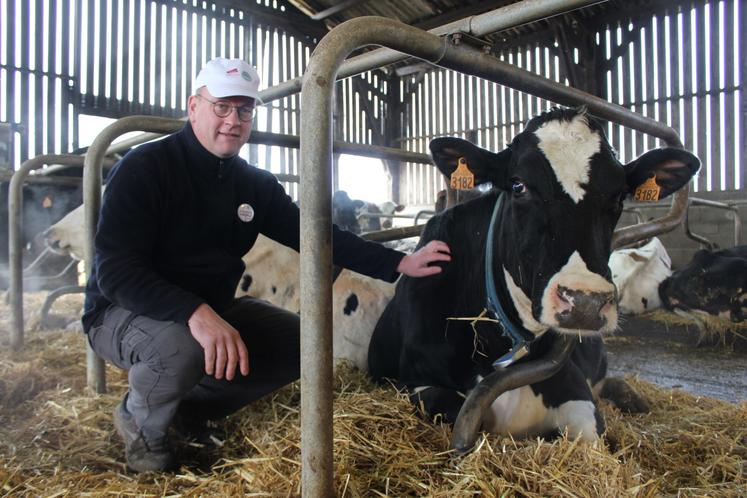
[300,17,453,498]
[384,71,403,204]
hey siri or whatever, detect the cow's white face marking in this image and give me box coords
[503,268,548,335]
[540,251,618,333]
[504,251,617,334]
[481,388,598,442]
[534,114,600,203]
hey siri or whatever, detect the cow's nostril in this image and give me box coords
[555,286,574,314]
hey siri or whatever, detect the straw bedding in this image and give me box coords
[644,309,747,348]
[0,292,744,497]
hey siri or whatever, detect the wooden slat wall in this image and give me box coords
[401,0,744,205]
[1,0,356,191]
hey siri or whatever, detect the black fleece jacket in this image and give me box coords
[82,123,405,332]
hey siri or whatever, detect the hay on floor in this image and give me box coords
[0,292,745,497]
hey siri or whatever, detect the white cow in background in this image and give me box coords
[44,205,396,370]
[236,234,395,370]
[44,203,87,261]
[608,237,672,315]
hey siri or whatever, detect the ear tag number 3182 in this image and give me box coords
[633,175,661,202]
[450,157,475,190]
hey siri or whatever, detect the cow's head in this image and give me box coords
[659,248,747,322]
[430,108,699,336]
[332,190,362,234]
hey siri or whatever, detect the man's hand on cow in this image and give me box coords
[397,240,451,277]
[187,303,250,380]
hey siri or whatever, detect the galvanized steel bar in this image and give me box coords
[299,19,450,496]
[299,14,687,494]
[429,35,688,249]
[40,285,87,330]
[689,197,742,247]
[82,116,181,393]
[360,224,425,242]
[98,0,607,152]
[77,115,432,393]
[267,0,606,103]
[105,128,434,163]
[8,154,87,350]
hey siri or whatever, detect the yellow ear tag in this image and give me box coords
[633,175,662,202]
[450,157,475,190]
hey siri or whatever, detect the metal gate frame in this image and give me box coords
[5,0,697,496]
[298,14,689,497]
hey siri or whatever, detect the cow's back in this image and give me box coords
[368,194,498,384]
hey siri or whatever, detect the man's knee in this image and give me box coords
[150,323,204,391]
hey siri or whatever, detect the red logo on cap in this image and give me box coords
[226,68,239,75]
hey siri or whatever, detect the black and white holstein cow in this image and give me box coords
[368,108,699,445]
[659,245,747,323]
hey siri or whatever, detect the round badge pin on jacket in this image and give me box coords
[237,203,254,222]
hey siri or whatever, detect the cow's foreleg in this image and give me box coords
[594,376,650,413]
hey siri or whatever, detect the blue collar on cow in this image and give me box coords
[485,192,536,369]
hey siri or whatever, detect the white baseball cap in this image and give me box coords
[194,57,262,103]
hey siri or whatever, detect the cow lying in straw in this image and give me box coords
[368,108,700,449]
[660,245,747,323]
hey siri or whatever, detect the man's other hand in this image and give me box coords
[187,303,250,380]
[396,240,451,277]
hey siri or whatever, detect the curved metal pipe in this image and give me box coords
[22,246,55,274]
[83,117,182,393]
[686,197,742,248]
[450,333,576,453]
[683,206,717,250]
[96,0,607,153]
[301,14,686,493]
[8,154,88,350]
[360,223,426,242]
[24,258,78,285]
[414,209,435,225]
[40,285,86,330]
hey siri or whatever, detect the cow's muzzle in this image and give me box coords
[554,286,616,330]
[450,333,576,453]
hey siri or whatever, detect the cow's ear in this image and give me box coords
[430,137,510,186]
[624,148,700,199]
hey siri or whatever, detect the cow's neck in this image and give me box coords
[485,192,537,368]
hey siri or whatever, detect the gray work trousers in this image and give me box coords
[87,296,300,441]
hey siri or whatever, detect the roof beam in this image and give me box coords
[414,0,516,31]
[310,0,373,21]
[212,0,328,41]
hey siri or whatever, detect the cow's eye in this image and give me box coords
[511,180,527,194]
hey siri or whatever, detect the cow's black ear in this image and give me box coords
[624,148,700,199]
[429,137,510,186]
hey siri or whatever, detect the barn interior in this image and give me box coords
[0,0,745,495]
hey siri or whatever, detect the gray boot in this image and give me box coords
[113,396,175,472]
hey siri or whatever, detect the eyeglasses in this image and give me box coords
[196,94,256,122]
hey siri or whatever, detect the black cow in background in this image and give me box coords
[0,169,87,290]
[368,108,699,442]
[659,245,747,322]
[332,190,405,234]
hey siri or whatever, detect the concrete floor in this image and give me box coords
[605,315,747,403]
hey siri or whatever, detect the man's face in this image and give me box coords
[188,87,255,158]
